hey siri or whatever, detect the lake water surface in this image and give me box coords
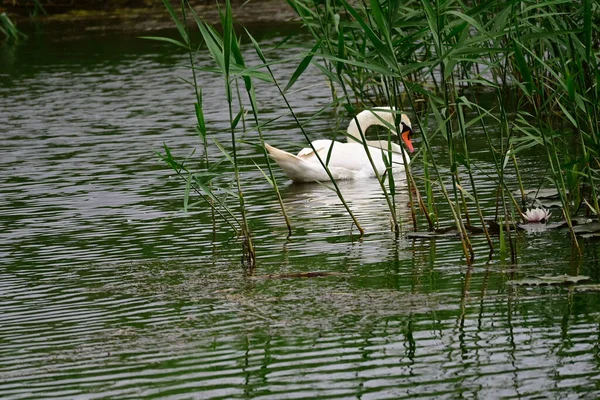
[1,25,600,399]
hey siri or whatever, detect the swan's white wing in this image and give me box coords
[297,140,335,158]
[267,140,407,182]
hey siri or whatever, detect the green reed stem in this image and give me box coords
[245,31,365,236]
[0,12,27,43]
[235,46,293,236]
[180,2,217,238]
[337,82,400,233]
[456,97,493,252]
[220,0,256,267]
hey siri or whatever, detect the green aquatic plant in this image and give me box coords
[244,32,367,235]
[145,0,295,268]
[0,12,27,43]
[153,0,598,266]
[150,0,407,254]
[285,0,599,261]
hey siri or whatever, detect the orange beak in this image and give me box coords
[401,129,414,153]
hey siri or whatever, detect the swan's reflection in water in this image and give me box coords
[278,177,412,233]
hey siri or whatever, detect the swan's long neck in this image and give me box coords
[346,110,396,144]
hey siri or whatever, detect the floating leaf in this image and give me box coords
[516,223,549,234]
[406,224,483,239]
[577,233,600,239]
[517,220,569,233]
[486,219,517,233]
[507,275,590,286]
[574,284,600,292]
[514,188,564,208]
[407,230,461,239]
[572,220,600,236]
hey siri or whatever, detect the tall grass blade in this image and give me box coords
[284,41,321,92]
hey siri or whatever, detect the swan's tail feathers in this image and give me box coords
[264,143,307,182]
[265,143,300,162]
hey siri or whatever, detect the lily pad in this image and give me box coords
[406,224,484,239]
[514,188,563,208]
[514,188,559,198]
[576,233,600,239]
[507,274,590,286]
[486,219,518,233]
[516,223,550,234]
[572,220,600,237]
[406,231,461,239]
[515,218,600,235]
[573,284,600,292]
[516,220,569,233]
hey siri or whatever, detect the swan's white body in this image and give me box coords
[265,108,413,183]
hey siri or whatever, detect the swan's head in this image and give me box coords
[349,107,415,153]
[399,114,414,153]
[373,108,414,153]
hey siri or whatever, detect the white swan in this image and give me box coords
[265,107,414,183]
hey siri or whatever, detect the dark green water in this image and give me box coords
[1,27,600,399]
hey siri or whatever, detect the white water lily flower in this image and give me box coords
[522,207,552,223]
